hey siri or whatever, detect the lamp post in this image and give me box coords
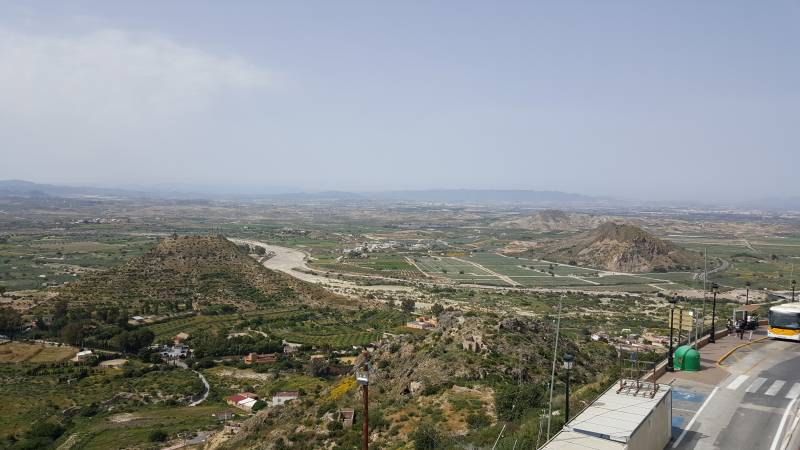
[563,353,574,423]
[710,283,719,343]
[744,281,751,325]
[356,354,371,450]
[667,295,678,372]
[792,280,796,302]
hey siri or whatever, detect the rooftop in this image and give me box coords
[563,382,671,443]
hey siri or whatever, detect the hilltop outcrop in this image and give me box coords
[529,222,703,273]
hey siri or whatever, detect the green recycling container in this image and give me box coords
[673,345,691,370]
[681,348,701,371]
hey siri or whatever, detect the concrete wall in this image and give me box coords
[627,387,672,450]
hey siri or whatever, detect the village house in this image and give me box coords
[174,332,190,344]
[244,352,277,364]
[131,316,146,324]
[272,391,299,406]
[309,354,326,362]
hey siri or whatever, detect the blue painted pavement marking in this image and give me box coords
[671,416,685,435]
[673,389,705,403]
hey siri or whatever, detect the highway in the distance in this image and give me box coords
[672,339,800,449]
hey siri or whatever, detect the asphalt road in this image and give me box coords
[672,339,800,449]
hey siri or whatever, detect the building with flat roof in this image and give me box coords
[542,381,672,450]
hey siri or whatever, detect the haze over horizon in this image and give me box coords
[2,2,798,202]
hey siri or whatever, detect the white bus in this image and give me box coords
[768,302,800,341]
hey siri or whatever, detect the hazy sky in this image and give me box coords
[1,2,798,201]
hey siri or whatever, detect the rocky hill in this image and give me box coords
[56,234,339,311]
[529,222,703,272]
[492,209,611,232]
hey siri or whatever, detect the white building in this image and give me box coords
[542,381,672,450]
[271,391,299,406]
[75,350,93,362]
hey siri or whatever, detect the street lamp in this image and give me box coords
[667,295,678,372]
[792,280,796,302]
[355,354,371,450]
[710,283,719,344]
[563,353,574,423]
[744,281,751,325]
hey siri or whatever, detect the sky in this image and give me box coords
[1,1,798,201]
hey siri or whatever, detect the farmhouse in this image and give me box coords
[74,350,93,362]
[272,391,299,406]
[160,344,189,359]
[283,341,302,354]
[244,352,277,364]
[174,332,190,344]
[226,392,260,412]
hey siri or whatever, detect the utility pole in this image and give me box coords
[667,295,677,372]
[702,248,708,333]
[678,306,684,346]
[356,354,371,450]
[563,354,574,423]
[710,283,719,343]
[546,294,564,440]
[744,281,751,325]
[792,279,796,302]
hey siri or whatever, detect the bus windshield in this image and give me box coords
[770,310,800,330]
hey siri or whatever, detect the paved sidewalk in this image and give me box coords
[658,327,767,386]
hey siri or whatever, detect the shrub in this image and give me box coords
[148,430,168,442]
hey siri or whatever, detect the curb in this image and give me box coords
[716,336,769,365]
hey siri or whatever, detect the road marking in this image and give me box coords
[785,383,800,400]
[672,387,719,449]
[770,397,798,450]
[726,375,749,390]
[765,380,786,396]
[746,377,767,393]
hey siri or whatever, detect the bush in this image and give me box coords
[411,423,445,449]
[148,430,168,442]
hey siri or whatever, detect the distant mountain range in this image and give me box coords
[3,179,799,210]
[0,180,600,205]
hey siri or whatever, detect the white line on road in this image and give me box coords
[766,380,786,397]
[726,375,749,390]
[672,387,719,449]
[771,397,798,450]
[746,377,768,393]
[786,383,800,400]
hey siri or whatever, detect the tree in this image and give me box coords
[401,299,415,313]
[60,322,85,346]
[495,383,545,421]
[251,400,267,412]
[430,303,444,316]
[0,307,22,336]
[111,329,155,353]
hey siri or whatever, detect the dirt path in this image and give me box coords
[451,256,520,287]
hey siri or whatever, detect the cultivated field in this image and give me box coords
[0,342,77,363]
